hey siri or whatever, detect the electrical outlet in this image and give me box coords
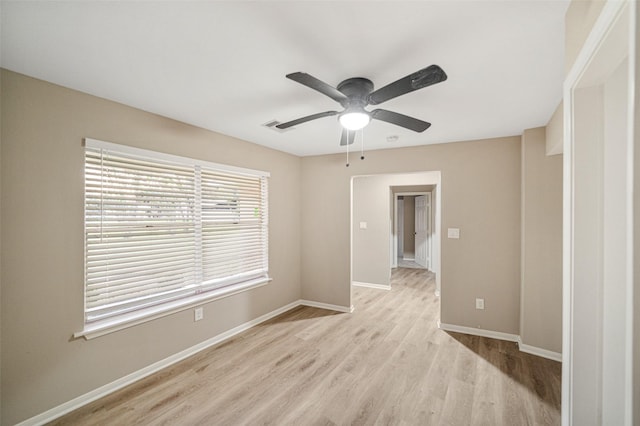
[194,307,204,321]
[475,298,485,310]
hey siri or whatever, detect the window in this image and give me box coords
[84,139,269,326]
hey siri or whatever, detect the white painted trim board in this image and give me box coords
[438,321,562,362]
[299,299,353,313]
[438,321,519,342]
[352,281,391,291]
[518,339,563,362]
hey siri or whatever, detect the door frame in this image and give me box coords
[393,191,429,268]
[414,193,431,268]
[563,1,636,424]
[350,171,442,306]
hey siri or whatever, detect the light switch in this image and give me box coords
[359,222,367,230]
[448,228,460,239]
[194,307,203,321]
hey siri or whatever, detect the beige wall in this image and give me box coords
[565,0,607,75]
[1,67,560,423]
[520,127,563,353]
[546,102,564,155]
[352,177,390,286]
[403,196,415,256]
[302,137,521,333]
[0,70,302,425]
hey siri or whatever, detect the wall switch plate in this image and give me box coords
[359,221,367,230]
[475,298,485,310]
[194,307,204,321]
[448,228,460,239]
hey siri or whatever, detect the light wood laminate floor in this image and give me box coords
[52,268,561,425]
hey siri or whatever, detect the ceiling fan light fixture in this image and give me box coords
[279,65,446,141]
[339,111,370,131]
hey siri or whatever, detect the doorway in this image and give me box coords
[394,192,432,269]
[563,2,636,423]
[350,172,441,297]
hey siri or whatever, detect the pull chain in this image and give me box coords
[346,130,350,167]
[360,127,365,160]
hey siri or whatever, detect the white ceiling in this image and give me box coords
[1,1,569,157]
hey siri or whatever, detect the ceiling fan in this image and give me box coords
[276,65,447,146]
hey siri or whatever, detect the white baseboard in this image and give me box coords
[352,281,391,291]
[300,299,353,313]
[437,321,562,363]
[17,298,352,426]
[403,256,415,261]
[517,339,562,362]
[437,321,519,342]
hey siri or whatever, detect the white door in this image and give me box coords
[414,195,428,267]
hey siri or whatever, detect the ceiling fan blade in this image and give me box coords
[370,109,431,132]
[340,128,356,146]
[286,72,348,105]
[276,110,339,129]
[368,65,447,105]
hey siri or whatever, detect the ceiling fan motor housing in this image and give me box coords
[336,78,374,108]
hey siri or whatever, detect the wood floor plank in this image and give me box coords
[51,268,561,425]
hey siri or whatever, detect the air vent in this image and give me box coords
[262,119,293,133]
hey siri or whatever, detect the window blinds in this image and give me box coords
[84,139,269,323]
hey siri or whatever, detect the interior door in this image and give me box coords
[414,195,428,267]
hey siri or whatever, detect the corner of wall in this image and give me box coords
[565,0,608,75]
[546,102,564,156]
[520,126,563,354]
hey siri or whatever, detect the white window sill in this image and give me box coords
[74,277,272,340]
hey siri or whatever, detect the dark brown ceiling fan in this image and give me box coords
[277,65,447,146]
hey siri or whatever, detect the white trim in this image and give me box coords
[434,289,441,297]
[394,192,430,196]
[85,138,270,178]
[352,281,391,291]
[438,322,562,362]
[299,299,354,313]
[520,134,527,348]
[623,4,636,425]
[16,298,353,426]
[517,339,563,363]
[624,6,640,425]
[75,277,272,340]
[350,177,354,311]
[402,256,415,261]
[563,2,632,425]
[562,54,576,426]
[437,321,519,342]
